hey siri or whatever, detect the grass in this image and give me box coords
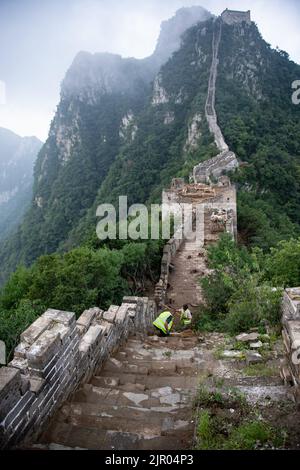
[195,411,284,450]
[195,385,248,410]
[196,386,225,407]
[194,385,285,450]
[163,351,172,359]
[243,363,278,377]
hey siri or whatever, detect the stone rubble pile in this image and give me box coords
[0,297,156,449]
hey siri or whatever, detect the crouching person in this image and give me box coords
[180,304,192,328]
[153,310,174,337]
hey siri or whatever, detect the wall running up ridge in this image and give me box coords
[192,17,239,184]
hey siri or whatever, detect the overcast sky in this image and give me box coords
[0,0,299,141]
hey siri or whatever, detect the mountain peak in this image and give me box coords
[152,6,212,65]
[61,6,212,100]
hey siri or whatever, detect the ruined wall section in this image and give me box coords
[281,288,300,404]
[221,9,251,26]
[193,151,239,184]
[0,298,156,449]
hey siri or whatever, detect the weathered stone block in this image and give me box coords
[286,321,300,350]
[20,375,30,395]
[76,308,102,331]
[47,322,71,345]
[43,309,76,327]
[14,342,30,359]
[115,304,132,325]
[8,357,29,374]
[20,316,53,345]
[0,368,22,420]
[29,377,45,395]
[79,325,104,356]
[26,329,61,370]
[246,351,263,365]
[122,297,140,304]
[102,306,119,324]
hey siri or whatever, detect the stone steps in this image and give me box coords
[72,383,193,408]
[92,374,200,390]
[40,422,191,450]
[37,334,202,450]
[48,402,194,436]
[56,402,191,422]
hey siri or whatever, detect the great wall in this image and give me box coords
[1,9,300,450]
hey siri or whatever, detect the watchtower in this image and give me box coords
[221,9,251,25]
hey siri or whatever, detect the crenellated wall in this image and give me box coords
[0,297,156,449]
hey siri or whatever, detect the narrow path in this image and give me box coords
[35,334,208,450]
[32,332,296,450]
[166,231,206,310]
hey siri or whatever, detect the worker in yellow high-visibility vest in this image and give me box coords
[153,310,174,337]
[180,304,192,327]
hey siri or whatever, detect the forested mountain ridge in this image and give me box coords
[0,6,212,285]
[1,7,300,287]
[67,16,300,249]
[0,128,42,242]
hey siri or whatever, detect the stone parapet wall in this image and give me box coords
[193,151,239,184]
[0,297,156,449]
[281,288,300,404]
[155,227,184,307]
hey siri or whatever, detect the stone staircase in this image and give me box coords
[34,334,205,450]
[166,235,205,310]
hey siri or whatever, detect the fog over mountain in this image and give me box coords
[0,0,299,141]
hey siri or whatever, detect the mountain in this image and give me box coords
[0,6,212,281]
[1,7,300,286]
[0,128,42,241]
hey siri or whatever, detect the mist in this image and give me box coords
[0,0,299,141]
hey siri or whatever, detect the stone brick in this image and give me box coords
[122,297,140,304]
[8,357,29,374]
[14,342,30,359]
[20,316,53,345]
[79,325,104,356]
[29,377,45,395]
[286,321,300,350]
[47,322,72,345]
[77,308,101,331]
[115,304,133,325]
[0,368,22,420]
[3,391,35,428]
[43,309,76,327]
[26,329,61,370]
[102,306,119,324]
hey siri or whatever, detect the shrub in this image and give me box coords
[265,238,300,287]
[224,276,282,334]
[0,299,45,362]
